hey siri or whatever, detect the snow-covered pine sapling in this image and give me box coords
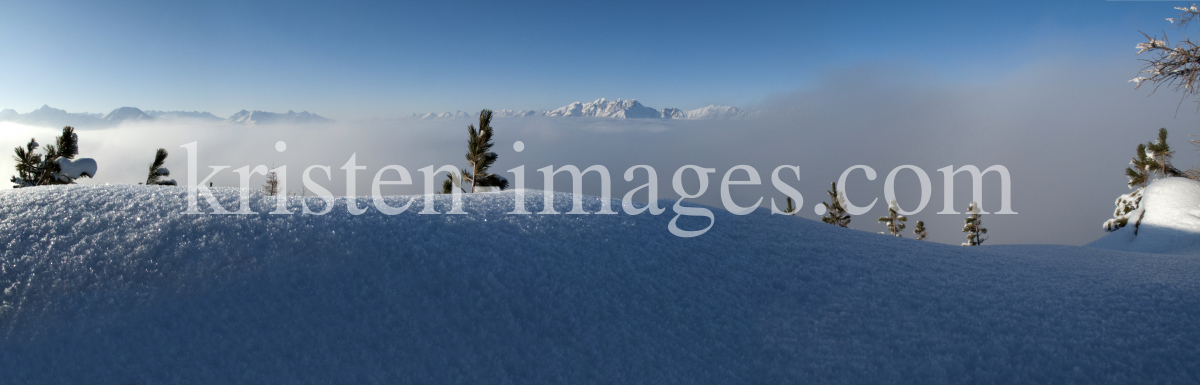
[1126,143,1156,190]
[913,220,927,240]
[820,182,851,227]
[1145,128,1182,180]
[11,138,42,187]
[1106,128,1179,232]
[878,200,906,237]
[9,126,96,188]
[461,109,509,193]
[145,148,177,185]
[961,201,987,246]
[1104,188,1145,233]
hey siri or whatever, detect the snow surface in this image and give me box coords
[0,185,1198,384]
[1089,177,1200,254]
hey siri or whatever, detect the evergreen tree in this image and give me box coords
[820,182,851,227]
[460,109,509,193]
[10,126,95,188]
[11,138,41,187]
[1145,128,1182,179]
[263,169,281,196]
[1107,128,1182,232]
[145,148,176,185]
[913,220,927,240]
[784,196,798,215]
[1104,188,1145,232]
[1126,143,1156,189]
[877,200,907,237]
[961,201,987,246]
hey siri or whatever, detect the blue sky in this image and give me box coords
[0,0,1188,119]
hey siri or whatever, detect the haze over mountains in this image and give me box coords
[0,98,755,129]
[0,105,334,128]
[402,98,755,120]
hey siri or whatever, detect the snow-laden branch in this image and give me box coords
[1133,4,1200,101]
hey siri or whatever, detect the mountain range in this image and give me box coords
[226,110,335,125]
[402,98,755,120]
[0,99,756,128]
[0,105,334,128]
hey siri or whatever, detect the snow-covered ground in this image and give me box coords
[1089,177,1200,255]
[1,186,1198,384]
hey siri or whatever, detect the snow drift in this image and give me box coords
[0,185,1197,384]
[1089,177,1200,254]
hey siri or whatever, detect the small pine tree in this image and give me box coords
[878,200,907,237]
[11,138,42,187]
[1126,143,1156,190]
[1107,128,1182,232]
[461,109,509,193]
[784,196,798,215]
[1104,188,1145,232]
[913,220,927,240]
[263,168,280,196]
[820,182,851,227]
[962,201,987,246]
[10,126,95,187]
[145,148,176,185]
[1145,128,1182,179]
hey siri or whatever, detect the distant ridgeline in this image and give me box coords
[396,98,763,120]
[0,105,335,128]
[0,98,761,128]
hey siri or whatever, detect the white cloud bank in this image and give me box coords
[2,57,1198,246]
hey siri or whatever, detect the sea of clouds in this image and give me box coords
[3,58,1199,245]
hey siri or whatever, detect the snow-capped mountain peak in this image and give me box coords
[544,98,661,119]
[101,107,152,122]
[226,110,333,125]
[144,110,223,121]
[662,105,749,120]
[398,100,756,121]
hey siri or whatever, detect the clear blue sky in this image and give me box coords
[0,0,1185,119]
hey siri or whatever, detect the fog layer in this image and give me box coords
[3,59,1197,245]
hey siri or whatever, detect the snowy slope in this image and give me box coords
[491,109,540,118]
[225,110,334,125]
[544,98,662,118]
[662,105,749,119]
[403,109,540,119]
[100,107,152,122]
[144,110,223,121]
[0,186,1198,384]
[1089,177,1200,254]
